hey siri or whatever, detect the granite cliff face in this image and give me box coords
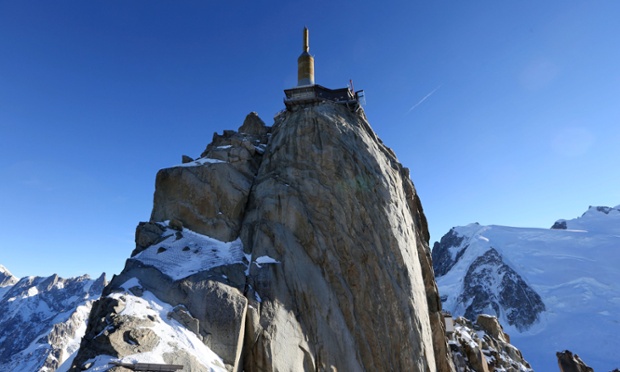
[70,103,454,371]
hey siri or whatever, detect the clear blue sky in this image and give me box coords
[1,1,619,279]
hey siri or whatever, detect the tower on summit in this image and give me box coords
[284,27,365,110]
[297,27,315,86]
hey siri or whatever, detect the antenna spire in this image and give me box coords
[303,26,309,52]
[297,27,315,86]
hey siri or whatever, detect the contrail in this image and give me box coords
[407,85,441,114]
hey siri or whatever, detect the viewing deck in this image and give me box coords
[284,84,365,111]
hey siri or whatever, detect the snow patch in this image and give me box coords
[103,286,226,372]
[175,157,225,168]
[253,255,280,268]
[132,225,246,281]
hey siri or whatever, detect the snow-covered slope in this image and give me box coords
[433,205,620,372]
[69,221,268,371]
[71,277,228,372]
[0,266,105,372]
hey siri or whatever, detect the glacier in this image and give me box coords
[434,205,620,371]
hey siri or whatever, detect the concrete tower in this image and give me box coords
[297,27,315,86]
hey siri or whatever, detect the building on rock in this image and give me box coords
[284,27,365,110]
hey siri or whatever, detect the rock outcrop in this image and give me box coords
[556,350,594,372]
[449,315,533,372]
[150,112,267,242]
[70,102,455,371]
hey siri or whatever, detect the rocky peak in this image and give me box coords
[0,265,18,288]
[459,247,545,331]
[432,228,468,277]
[149,112,271,243]
[556,350,594,372]
[69,102,456,371]
[449,315,533,372]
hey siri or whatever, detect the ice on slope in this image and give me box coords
[437,207,620,372]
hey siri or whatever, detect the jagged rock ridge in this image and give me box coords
[69,103,455,371]
[449,314,533,372]
[0,266,106,372]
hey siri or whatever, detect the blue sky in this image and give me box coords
[1,1,619,279]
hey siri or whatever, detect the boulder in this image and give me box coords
[133,222,167,257]
[238,111,268,137]
[477,314,509,343]
[181,154,194,164]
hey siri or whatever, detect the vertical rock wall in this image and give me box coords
[241,103,451,371]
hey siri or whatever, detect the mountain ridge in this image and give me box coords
[433,205,620,371]
[0,267,106,372]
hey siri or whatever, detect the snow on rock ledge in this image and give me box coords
[71,279,227,372]
[131,222,246,281]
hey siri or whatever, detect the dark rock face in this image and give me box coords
[432,228,468,277]
[595,206,614,214]
[551,220,567,229]
[459,248,545,331]
[556,350,594,372]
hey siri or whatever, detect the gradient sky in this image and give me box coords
[1,1,619,279]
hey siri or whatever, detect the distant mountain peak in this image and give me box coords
[585,205,620,215]
[551,204,620,233]
[0,265,18,288]
[433,204,620,371]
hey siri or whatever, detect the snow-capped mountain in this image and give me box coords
[432,205,620,372]
[0,265,106,372]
